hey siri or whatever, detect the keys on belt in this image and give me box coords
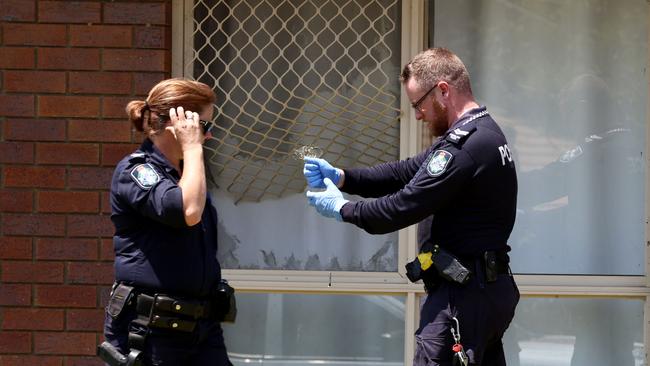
[450,317,469,366]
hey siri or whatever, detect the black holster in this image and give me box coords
[431,245,472,285]
[405,244,471,290]
[100,283,144,365]
[97,341,143,366]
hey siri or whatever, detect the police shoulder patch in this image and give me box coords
[427,150,453,177]
[130,163,161,189]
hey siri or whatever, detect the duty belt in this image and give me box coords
[406,248,511,293]
[136,293,217,327]
[100,281,236,366]
[459,251,510,276]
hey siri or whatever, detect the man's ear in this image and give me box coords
[438,81,450,97]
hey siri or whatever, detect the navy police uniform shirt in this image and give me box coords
[110,138,221,298]
[340,107,517,257]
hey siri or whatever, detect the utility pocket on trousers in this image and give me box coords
[414,333,453,366]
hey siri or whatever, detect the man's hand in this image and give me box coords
[303,157,342,188]
[306,178,349,221]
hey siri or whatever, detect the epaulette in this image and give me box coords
[445,110,489,145]
[128,152,146,163]
[445,123,477,145]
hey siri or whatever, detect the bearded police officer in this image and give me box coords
[304,48,519,365]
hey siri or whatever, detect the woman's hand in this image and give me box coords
[166,106,204,152]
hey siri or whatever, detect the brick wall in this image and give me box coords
[0,1,172,364]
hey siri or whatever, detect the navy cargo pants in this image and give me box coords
[414,269,519,366]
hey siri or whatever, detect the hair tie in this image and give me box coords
[141,101,150,117]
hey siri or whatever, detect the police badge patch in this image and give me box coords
[130,163,161,189]
[427,150,453,177]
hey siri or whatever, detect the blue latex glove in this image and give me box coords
[306,178,349,221]
[303,157,341,189]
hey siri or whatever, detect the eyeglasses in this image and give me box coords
[411,83,438,112]
[158,114,214,135]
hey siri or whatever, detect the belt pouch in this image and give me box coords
[108,283,135,319]
[484,251,498,282]
[213,280,237,323]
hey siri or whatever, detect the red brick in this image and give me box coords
[34,332,95,355]
[0,237,32,259]
[66,309,103,331]
[100,239,113,261]
[133,73,165,95]
[4,118,66,141]
[103,49,168,72]
[0,95,34,117]
[100,191,110,214]
[38,1,100,24]
[2,214,65,236]
[2,308,64,330]
[36,238,98,260]
[0,355,62,366]
[134,26,168,49]
[3,23,66,46]
[37,191,99,213]
[38,96,100,118]
[4,71,66,93]
[68,120,131,143]
[67,262,113,285]
[63,356,102,366]
[69,72,132,95]
[2,261,63,283]
[0,284,31,306]
[67,167,114,189]
[0,0,36,22]
[4,166,66,188]
[0,331,30,353]
[35,285,96,308]
[67,214,113,237]
[104,2,167,25]
[102,143,140,166]
[35,143,99,165]
[69,25,131,48]
[99,285,111,308]
[0,141,33,163]
[37,48,100,71]
[0,47,35,69]
[102,96,133,118]
[0,189,33,212]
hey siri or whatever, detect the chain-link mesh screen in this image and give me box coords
[191,0,402,203]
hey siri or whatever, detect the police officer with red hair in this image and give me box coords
[101,78,234,365]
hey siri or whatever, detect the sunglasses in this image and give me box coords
[157,114,214,135]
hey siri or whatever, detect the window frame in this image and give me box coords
[171,0,650,364]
